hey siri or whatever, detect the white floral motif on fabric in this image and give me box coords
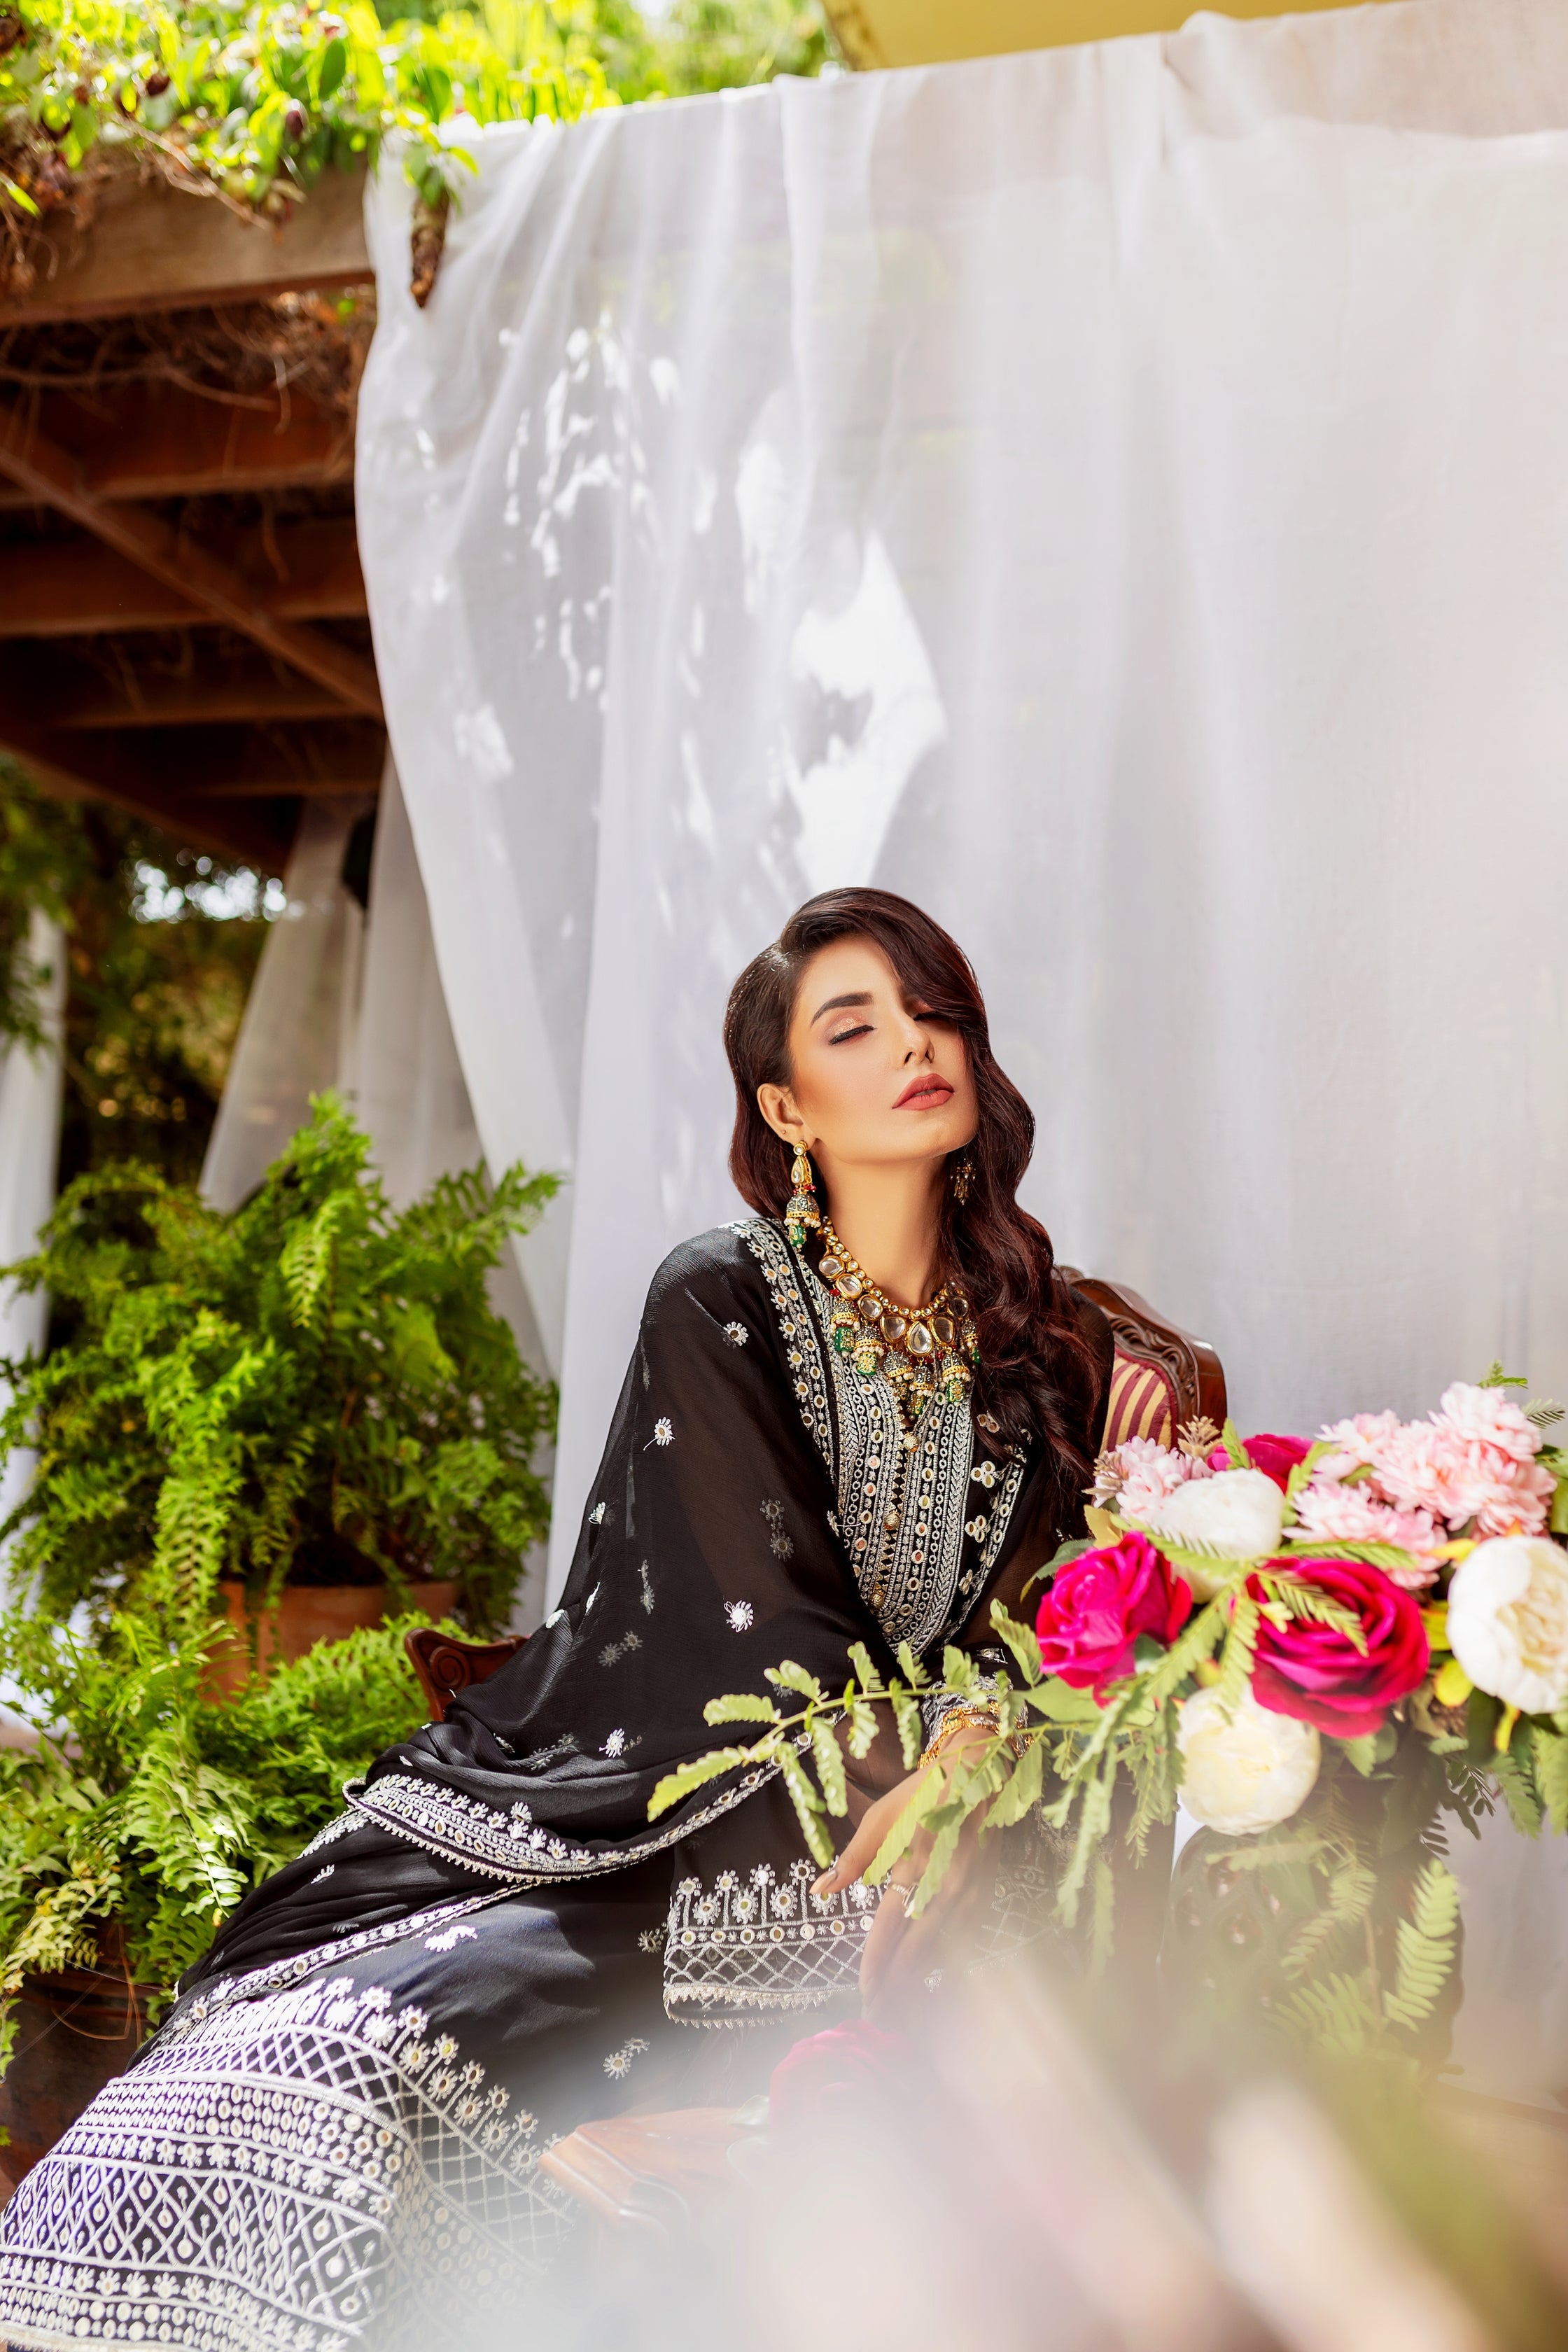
[652,1418,673,1446]
[723,1322,749,1347]
[662,1861,877,2023]
[602,2036,649,2079]
[725,1600,755,1632]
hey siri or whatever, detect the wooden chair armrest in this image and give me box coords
[402,1627,526,1724]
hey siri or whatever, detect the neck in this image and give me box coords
[818,1158,946,1309]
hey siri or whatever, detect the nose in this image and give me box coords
[897,1008,933,1063]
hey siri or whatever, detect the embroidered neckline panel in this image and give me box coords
[737,1217,1026,1655]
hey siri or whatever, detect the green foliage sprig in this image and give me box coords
[0,1598,430,2064]
[0,0,839,276]
[1,0,617,241]
[652,1575,1492,2073]
[1,1093,557,1634]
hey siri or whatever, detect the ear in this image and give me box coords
[756,1083,809,1152]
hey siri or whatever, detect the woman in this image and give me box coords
[0,888,1109,2352]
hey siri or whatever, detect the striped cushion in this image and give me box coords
[1104,1349,1175,1451]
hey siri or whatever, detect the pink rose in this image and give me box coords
[1035,1531,1192,1698]
[1247,1558,1429,1739]
[1206,1433,1312,1493]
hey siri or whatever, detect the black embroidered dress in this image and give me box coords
[0,1219,1107,2352]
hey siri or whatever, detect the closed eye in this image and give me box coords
[826,1021,874,1045]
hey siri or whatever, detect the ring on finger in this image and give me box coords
[881,1880,915,1917]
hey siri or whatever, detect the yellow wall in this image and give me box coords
[827,0,1399,70]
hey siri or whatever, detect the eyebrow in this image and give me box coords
[810,991,874,1026]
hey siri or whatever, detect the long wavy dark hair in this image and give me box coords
[723,888,1103,1477]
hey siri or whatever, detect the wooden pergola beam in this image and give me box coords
[0,166,372,328]
[0,399,381,718]
[130,717,386,797]
[0,686,297,864]
[72,383,354,502]
[0,519,368,640]
[0,388,353,508]
[0,640,346,728]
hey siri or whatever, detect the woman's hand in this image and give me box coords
[811,1726,994,2016]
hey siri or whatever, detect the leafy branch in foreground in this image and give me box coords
[653,1574,1477,2068]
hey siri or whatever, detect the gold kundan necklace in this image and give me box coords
[817,1216,980,1419]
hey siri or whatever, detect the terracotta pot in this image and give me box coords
[205,1578,458,1696]
[0,1927,153,2197]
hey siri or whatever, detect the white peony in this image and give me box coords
[1130,1468,1287,1597]
[1177,1685,1320,1836]
[1446,1536,1568,1716]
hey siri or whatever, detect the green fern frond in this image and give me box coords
[1383,1860,1461,2032]
[1282,1853,1376,1981]
[1274,1971,1381,2059]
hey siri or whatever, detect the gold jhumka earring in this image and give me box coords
[952,1156,976,1205]
[785,1143,821,1249]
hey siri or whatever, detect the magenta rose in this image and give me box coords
[1247,1558,1429,1738]
[768,2021,915,2138]
[1206,1432,1312,1492]
[1035,1531,1192,1698]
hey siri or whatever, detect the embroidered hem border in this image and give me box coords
[662,1861,876,2022]
[350,1763,780,1884]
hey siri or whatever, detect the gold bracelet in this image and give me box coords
[917,1704,1002,1773]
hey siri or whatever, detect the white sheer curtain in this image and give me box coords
[358,0,1568,1625]
[201,799,372,1212]
[0,913,64,1552]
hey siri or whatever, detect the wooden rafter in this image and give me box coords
[18,646,348,730]
[0,681,296,864]
[0,519,367,640]
[0,389,354,508]
[128,718,385,797]
[0,166,372,329]
[0,398,381,718]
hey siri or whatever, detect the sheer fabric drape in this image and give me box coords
[354,0,1568,2099]
[357,0,1568,1608]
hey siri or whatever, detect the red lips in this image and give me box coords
[893,1076,953,1110]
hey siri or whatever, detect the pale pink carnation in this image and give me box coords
[1314,1410,1404,1484]
[1317,1384,1552,1541]
[1375,1396,1553,1539]
[1288,1482,1441,1590]
[1434,1382,1543,1467]
[1106,1438,1212,1521]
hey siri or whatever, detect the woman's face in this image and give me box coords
[757,935,979,1180]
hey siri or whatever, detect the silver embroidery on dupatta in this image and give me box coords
[353,1763,777,1883]
[733,1219,834,1474]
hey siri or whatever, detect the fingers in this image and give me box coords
[812,1807,893,1898]
[813,1766,936,1898]
[859,1879,918,2008]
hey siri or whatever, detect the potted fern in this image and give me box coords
[0,1095,557,1656]
[0,1597,433,2183]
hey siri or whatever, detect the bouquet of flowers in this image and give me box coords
[655,1370,1568,2064]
